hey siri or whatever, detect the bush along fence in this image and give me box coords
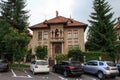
[83,51,113,62]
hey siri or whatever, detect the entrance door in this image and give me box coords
[52,43,62,54]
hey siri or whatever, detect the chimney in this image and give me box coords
[56,11,58,17]
[118,17,120,21]
[118,17,120,24]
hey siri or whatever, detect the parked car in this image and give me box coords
[0,59,9,72]
[83,60,119,79]
[30,60,50,75]
[52,61,84,77]
[116,63,120,74]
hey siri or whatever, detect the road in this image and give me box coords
[0,69,120,80]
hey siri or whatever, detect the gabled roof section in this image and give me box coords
[29,21,48,29]
[29,12,87,30]
[46,16,68,24]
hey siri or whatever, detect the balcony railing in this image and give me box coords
[50,37,64,42]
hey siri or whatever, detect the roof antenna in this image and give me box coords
[69,13,72,19]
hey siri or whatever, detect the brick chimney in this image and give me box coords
[56,11,58,17]
[118,17,120,23]
[118,17,120,28]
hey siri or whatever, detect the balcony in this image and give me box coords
[50,37,64,42]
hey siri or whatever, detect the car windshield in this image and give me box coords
[37,61,48,65]
[106,61,115,66]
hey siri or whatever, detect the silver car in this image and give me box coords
[83,60,119,79]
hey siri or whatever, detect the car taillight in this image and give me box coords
[35,65,38,68]
[68,66,75,70]
[105,66,110,70]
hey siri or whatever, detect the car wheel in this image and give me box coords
[63,70,68,77]
[97,71,105,79]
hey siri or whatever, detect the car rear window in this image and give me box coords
[37,61,48,65]
[70,62,81,66]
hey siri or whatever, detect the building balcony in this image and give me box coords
[50,37,64,42]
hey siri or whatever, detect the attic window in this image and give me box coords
[67,19,73,24]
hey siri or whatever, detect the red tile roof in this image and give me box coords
[115,17,120,29]
[29,16,87,30]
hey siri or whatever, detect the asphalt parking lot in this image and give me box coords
[0,69,120,80]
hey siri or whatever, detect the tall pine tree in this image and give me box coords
[0,0,29,32]
[86,0,117,52]
[0,0,30,62]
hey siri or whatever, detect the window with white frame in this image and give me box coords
[38,32,42,40]
[73,30,78,39]
[67,30,72,39]
[43,31,48,40]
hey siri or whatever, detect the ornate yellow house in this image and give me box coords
[29,11,87,59]
[116,17,120,41]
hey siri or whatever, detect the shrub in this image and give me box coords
[68,48,83,62]
[83,51,112,62]
[54,54,68,63]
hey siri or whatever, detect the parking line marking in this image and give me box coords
[11,69,17,77]
[24,70,32,78]
[50,72,67,80]
[42,76,48,79]
[58,76,67,80]
[11,69,32,78]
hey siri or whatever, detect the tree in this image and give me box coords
[86,0,117,52]
[0,0,29,32]
[0,0,30,63]
[0,19,10,54]
[35,46,48,59]
[0,19,29,62]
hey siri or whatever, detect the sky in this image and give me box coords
[26,0,120,26]
[26,0,120,41]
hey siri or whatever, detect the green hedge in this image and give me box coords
[83,51,112,62]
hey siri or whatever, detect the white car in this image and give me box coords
[30,60,50,75]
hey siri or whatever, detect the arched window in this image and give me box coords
[55,29,59,38]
